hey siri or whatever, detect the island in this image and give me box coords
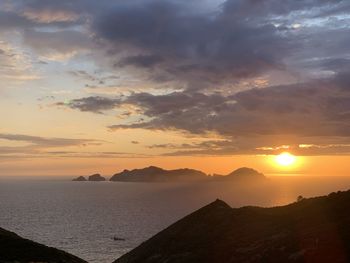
[110,166,207,182]
[114,189,350,263]
[0,227,86,263]
[88,173,106,181]
[110,166,266,183]
[72,176,87,181]
[211,167,266,181]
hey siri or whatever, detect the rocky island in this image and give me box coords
[72,176,87,181]
[88,173,106,181]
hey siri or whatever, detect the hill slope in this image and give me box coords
[114,190,350,263]
[0,227,87,263]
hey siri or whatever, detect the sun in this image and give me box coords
[275,152,296,167]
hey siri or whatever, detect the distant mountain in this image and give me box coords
[110,166,207,182]
[0,227,86,263]
[88,173,106,181]
[110,166,265,182]
[114,190,350,263]
[72,176,87,181]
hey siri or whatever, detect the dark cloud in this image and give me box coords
[93,0,292,87]
[118,54,164,68]
[0,10,37,30]
[86,0,350,89]
[60,73,350,143]
[56,96,121,114]
[319,58,350,73]
[105,73,350,155]
[2,0,350,85]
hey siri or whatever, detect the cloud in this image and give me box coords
[92,0,293,88]
[21,8,80,23]
[56,96,121,114]
[222,0,347,18]
[86,0,350,91]
[59,73,350,138]
[22,29,93,61]
[2,0,350,87]
[0,40,39,84]
[56,71,350,155]
[0,133,100,148]
[102,73,350,155]
[0,133,135,159]
[118,54,164,68]
[0,5,81,30]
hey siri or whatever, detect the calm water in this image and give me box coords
[1,176,350,262]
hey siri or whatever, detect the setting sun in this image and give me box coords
[275,152,297,167]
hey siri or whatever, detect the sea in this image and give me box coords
[1,176,350,262]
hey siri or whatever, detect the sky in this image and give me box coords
[1,0,350,176]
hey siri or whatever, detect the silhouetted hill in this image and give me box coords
[114,190,350,263]
[224,167,265,180]
[72,176,87,181]
[110,166,207,182]
[88,173,106,181]
[0,227,86,263]
[227,167,264,177]
[210,167,266,181]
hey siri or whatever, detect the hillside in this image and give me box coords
[110,166,207,182]
[0,227,87,263]
[114,189,350,263]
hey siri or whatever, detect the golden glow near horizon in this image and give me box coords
[275,152,297,167]
[266,152,302,173]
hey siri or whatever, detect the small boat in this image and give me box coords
[113,236,126,241]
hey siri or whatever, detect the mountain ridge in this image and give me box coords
[114,189,350,263]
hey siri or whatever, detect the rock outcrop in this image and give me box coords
[0,227,87,263]
[72,176,87,181]
[88,173,106,181]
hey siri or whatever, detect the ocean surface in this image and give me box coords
[1,176,350,262]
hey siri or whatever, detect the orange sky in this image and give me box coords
[1,155,350,177]
[1,0,350,176]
